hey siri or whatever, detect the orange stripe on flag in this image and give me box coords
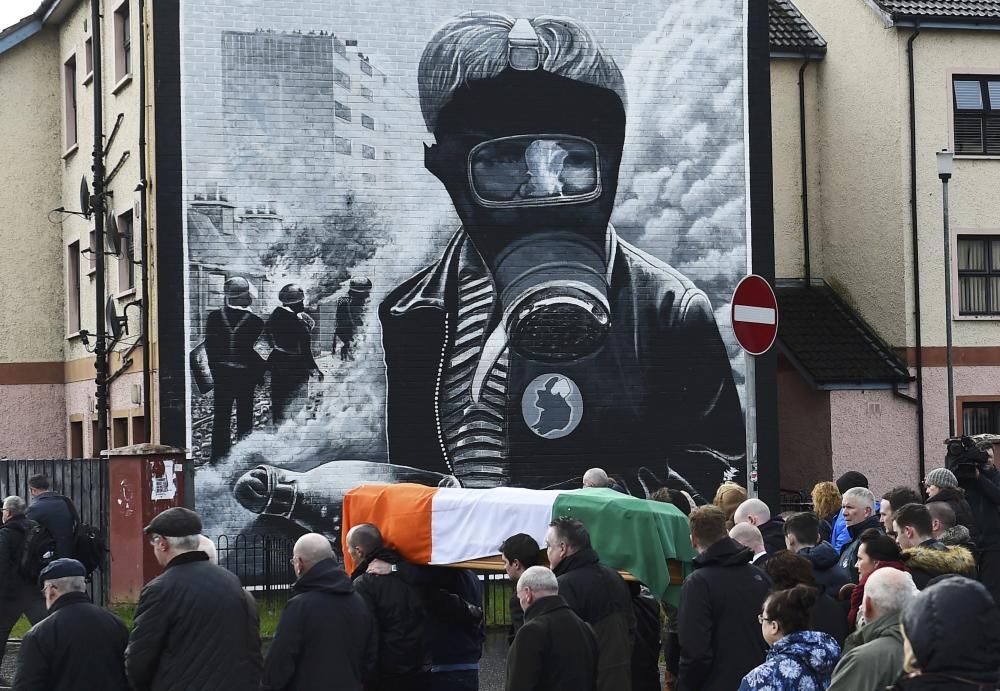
[342,483,438,574]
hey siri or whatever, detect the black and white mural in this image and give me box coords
[180,0,752,547]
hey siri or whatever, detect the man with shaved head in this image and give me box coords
[733,498,786,554]
[582,468,609,488]
[729,522,769,567]
[347,523,431,691]
[263,534,375,690]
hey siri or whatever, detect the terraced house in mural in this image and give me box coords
[158,0,773,545]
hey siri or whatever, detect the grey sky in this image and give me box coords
[0,0,39,32]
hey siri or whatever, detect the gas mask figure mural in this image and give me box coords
[223,11,748,539]
[374,13,745,497]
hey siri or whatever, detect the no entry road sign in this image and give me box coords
[731,275,778,356]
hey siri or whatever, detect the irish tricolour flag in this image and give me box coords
[342,484,695,603]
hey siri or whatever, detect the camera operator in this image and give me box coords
[947,437,1000,602]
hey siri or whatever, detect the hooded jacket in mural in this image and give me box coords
[378,227,744,499]
[827,611,904,691]
[737,630,840,691]
[901,540,977,590]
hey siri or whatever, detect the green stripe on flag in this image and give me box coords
[551,488,696,606]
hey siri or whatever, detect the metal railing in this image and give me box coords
[0,458,110,605]
[214,533,297,592]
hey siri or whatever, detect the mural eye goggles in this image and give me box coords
[467,134,602,208]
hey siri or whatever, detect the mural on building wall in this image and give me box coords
[181,0,750,558]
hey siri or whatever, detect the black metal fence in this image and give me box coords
[779,488,813,514]
[214,534,297,592]
[0,458,110,605]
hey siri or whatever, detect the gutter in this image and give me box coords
[906,27,926,483]
[892,19,1000,30]
[138,0,151,440]
[798,60,811,283]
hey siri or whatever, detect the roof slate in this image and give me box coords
[870,0,1000,22]
[776,280,911,387]
[769,0,828,55]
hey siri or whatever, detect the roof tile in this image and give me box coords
[770,0,828,54]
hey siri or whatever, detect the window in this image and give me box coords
[88,229,97,272]
[964,402,1000,435]
[84,37,94,82]
[360,59,373,76]
[335,136,352,155]
[953,76,1000,155]
[957,236,1000,315]
[334,100,351,121]
[69,420,84,458]
[333,68,350,89]
[359,86,373,102]
[112,417,129,448]
[63,54,77,150]
[67,241,81,333]
[333,37,347,58]
[361,114,375,130]
[113,1,131,83]
[131,415,147,444]
[117,210,134,292]
[383,150,394,160]
[361,144,376,160]
[92,420,102,456]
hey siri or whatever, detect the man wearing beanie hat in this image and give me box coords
[13,559,129,690]
[125,507,262,690]
[924,468,977,538]
[831,472,872,552]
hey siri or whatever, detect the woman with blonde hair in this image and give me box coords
[714,482,747,528]
[811,481,842,544]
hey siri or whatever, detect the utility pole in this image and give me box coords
[91,0,109,453]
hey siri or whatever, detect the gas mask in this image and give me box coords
[425,21,627,373]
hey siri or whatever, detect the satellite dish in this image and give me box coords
[79,177,92,220]
[106,296,128,344]
[105,210,122,256]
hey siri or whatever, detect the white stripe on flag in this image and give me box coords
[734,305,776,325]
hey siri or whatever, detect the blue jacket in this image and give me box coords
[26,492,76,558]
[738,630,840,691]
[798,542,851,599]
[830,501,881,553]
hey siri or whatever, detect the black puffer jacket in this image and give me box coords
[505,595,598,691]
[12,591,129,691]
[959,469,1000,550]
[0,516,35,595]
[677,537,771,691]
[798,541,850,599]
[900,575,1000,686]
[927,488,978,540]
[124,551,262,691]
[839,514,882,582]
[351,547,431,676]
[553,548,636,691]
[262,558,377,691]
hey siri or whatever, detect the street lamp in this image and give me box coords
[936,149,955,437]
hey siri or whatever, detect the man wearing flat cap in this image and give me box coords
[12,559,129,691]
[125,507,262,691]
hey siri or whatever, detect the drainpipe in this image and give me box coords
[91,0,109,453]
[138,0,151,441]
[798,60,811,283]
[907,28,926,481]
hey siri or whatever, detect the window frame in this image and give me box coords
[63,52,78,155]
[113,0,132,90]
[960,398,1000,435]
[361,143,376,160]
[67,240,82,336]
[83,36,94,85]
[954,229,1000,320]
[334,100,352,122]
[951,73,1000,158]
[361,113,375,130]
[116,208,135,294]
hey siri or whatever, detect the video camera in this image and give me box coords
[944,435,991,480]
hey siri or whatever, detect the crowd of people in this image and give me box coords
[3,462,1000,690]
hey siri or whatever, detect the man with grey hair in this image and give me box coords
[506,565,597,691]
[827,567,918,691]
[376,11,744,501]
[0,495,48,683]
[582,468,609,488]
[839,487,882,582]
[125,507,262,690]
[733,498,786,554]
[13,558,129,690]
[263,534,376,691]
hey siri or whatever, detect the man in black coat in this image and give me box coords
[204,276,265,460]
[262,534,376,691]
[783,511,850,599]
[958,460,1000,603]
[506,565,598,691]
[501,533,541,645]
[346,523,431,691]
[677,505,771,691]
[839,487,883,582]
[546,517,635,691]
[12,559,128,691]
[733,498,786,554]
[26,474,75,559]
[125,508,262,691]
[0,496,48,682]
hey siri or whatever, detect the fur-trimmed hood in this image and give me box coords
[903,543,975,577]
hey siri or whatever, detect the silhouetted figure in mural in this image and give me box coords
[332,277,372,362]
[377,13,745,498]
[266,283,322,424]
[204,276,265,460]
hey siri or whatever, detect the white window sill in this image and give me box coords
[62,143,79,160]
[954,155,1000,161]
[83,71,93,86]
[66,330,84,341]
[115,287,137,299]
[112,73,132,95]
[86,267,97,277]
[955,314,1000,321]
